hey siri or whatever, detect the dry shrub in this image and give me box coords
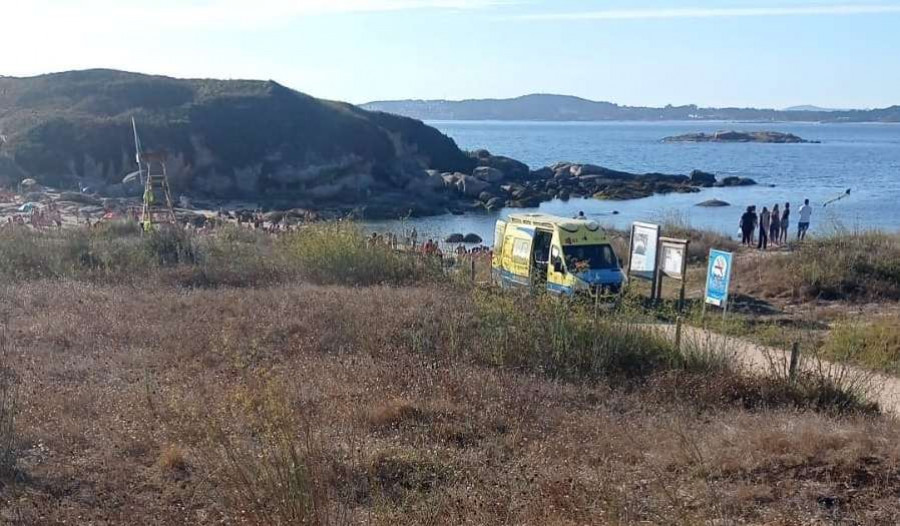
[739,229,900,302]
[790,230,900,300]
[206,379,343,525]
[365,399,439,430]
[3,280,900,524]
[0,323,18,480]
[648,369,878,415]
[156,444,190,480]
[461,288,722,381]
[369,451,451,505]
[658,212,740,263]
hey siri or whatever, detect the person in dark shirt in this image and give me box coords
[770,204,781,247]
[739,206,757,246]
[758,206,771,250]
[780,203,790,243]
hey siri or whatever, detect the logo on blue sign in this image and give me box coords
[705,249,733,307]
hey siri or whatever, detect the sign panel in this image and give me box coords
[705,249,733,307]
[661,242,686,279]
[629,222,660,279]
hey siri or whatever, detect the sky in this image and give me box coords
[2,0,899,109]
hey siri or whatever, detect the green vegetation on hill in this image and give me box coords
[0,69,475,209]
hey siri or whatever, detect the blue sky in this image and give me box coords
[3,0,899,108]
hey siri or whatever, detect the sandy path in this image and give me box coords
[653,323,900,414]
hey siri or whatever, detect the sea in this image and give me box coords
[366,120,900,244]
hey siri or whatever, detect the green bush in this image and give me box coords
[283,222,444,286]
[823,315,900,373]
[455,289,723,381]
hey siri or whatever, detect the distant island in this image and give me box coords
[663,131,818,144]
[782,105,847,112]
[361,94,900,123]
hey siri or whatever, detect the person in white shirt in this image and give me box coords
[797,199,812,240]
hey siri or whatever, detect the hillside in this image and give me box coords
[362,94,900,122]
[0,69,476,217]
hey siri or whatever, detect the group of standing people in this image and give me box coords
[739,199,813,250]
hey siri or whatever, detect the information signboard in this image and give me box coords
[661,242,686,279]
[628,222,660,280]
[704,249,734,308]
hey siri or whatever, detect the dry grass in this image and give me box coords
[0,324,18,482]
[734,229,900,303]
[0,280,896,524]
[658,212,740,264]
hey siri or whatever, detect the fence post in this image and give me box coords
[674,316,683,353]
[471,258,476,283]
[789,341,800,380]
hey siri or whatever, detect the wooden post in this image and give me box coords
[789,342,800,380]
[674,316,683,353]
[471,258,476,283]
[678,278,686,313]
[654,271,663,304]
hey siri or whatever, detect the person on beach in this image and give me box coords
[780,203,790,243]
[739,206,757,246]
[798,199,812,240]
[757,206,770,250]
[770,204,781,247]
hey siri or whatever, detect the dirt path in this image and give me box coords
[653,323,900,414]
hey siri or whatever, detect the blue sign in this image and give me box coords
[705,249,733,307]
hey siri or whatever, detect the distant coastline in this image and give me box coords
[362,94,900,123]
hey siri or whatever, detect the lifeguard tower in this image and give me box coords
[131,118,176,230]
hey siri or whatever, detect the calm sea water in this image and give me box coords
[367,121,900,244]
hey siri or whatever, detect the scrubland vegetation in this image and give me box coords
[0,222,898,524]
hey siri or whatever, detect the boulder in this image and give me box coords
[554,167,573,180]
[530,167,554,180]
[571,164,605,177]
[485,197,506,210]
[716,176,757,187]
[508,195,543,208]
[445,233,465,243]
[477,154,529,179]
[478,191,498,203]
[463,233,483,244]
[264,211,286,223]
[442,172,465,188]
[473,166,504,184]
[689,169,717,186]
[456,175,490,198]
[58,192,102,206]
[78,206,104,216]
[425,171,446,189]
[696,199,731,207]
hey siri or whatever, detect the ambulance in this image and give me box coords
[492,213,625,296]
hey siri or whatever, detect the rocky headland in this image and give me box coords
[663,130,818,144]
[0,70,756,220]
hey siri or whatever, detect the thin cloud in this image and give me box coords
[514,4,900,21]
[5,0,523,31]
